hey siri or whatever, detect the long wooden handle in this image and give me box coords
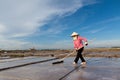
[61,50,76,60]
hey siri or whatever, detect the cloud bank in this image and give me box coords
[0,0,96,49]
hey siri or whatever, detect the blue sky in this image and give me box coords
[0,0,120,49]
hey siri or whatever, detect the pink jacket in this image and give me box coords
[73,36,87,49]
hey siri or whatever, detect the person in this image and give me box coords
[71,32,88,65]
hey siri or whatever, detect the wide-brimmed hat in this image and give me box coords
[71,32,79,37]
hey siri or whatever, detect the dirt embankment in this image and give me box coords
[83,48,120,58]
[0,48,120,58]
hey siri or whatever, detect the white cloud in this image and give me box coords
[0,24,8,34]
[0,38,30,50]
[83,17,120,31]
[88,40,120,48]
[93,17,120,26]
[0,0,96,37]
[90,27,105,33]
[0,0,96,49]
[34,40,73,49]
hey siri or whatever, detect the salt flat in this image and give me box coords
[0,57,120,80]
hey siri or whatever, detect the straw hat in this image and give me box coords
[71,32,79,37]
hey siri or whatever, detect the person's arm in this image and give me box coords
[80,36,88,46]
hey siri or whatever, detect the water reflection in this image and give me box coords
[65,58,120,80]
[0,57,120,80]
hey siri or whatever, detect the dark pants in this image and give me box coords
[74,47,86,63]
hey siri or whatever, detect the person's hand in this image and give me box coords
[75,48,78,51]
[73,49,77,52]
[85,42,88,46]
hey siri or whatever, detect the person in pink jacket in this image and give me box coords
[71,32,88,65]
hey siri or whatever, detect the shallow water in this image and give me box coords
[65,58,120,80]
[0,57,120,80]
[0,57,54,68]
